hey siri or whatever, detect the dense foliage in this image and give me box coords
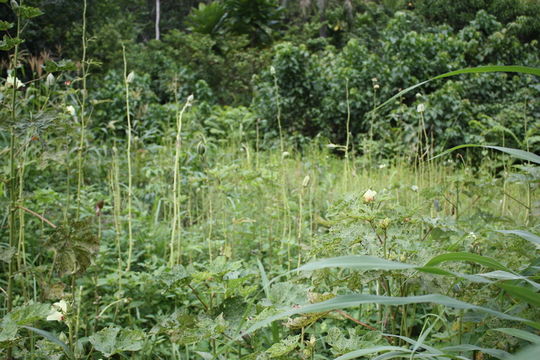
[1,0,539,359]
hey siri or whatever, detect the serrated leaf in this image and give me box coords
[89,326,120,357]
[266,335,300,358]
[0,318,18,342]
[0,35,23,51]
[0,21,13,31]
[15,5,43,18]
[8,302,51,325]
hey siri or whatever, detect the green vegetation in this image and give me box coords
[1,1,539,359]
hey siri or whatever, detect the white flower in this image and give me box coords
[373,84,380,89]
[47,300,68,322]
[66,105,76,116]
[270,66,276,75]
[362,189,377,203]
[46,73,55,87]
[6,74,24,89]
[411,185,419,192]
[417,103,425,113]
[282,151,290,159]
[378,164,387,169]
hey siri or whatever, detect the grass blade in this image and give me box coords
[431,144,540,164]
[441,344,511,360]
[374,65,540,112]
[492,328,540,344]
[22,325,73,359]
[296,255,416,272]
[333,346,411,360]
[424,252,510,272]
[497,230,540,246]
[243,294,540,335]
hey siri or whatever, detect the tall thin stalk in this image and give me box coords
[6,5,22,360]
[122,45,134,272]
[271,66,291,269]
[169,93,193,266]
[76,0,88,218]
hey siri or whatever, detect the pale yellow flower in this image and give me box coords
[363,189,377,203]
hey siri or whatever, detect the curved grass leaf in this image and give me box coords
[296,255,416,272]
[432,145,540,164]
[424,252,510,272]
[442,344,511,360]
[497,230,540,246]
[511,344,540,360]
[492,328,540,344]
[374,65,540,112]
[243,293,540,336]
[496,282,540,307]
[333,346,412,360]
[21,326,73,359]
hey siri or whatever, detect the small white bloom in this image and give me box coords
[362,189,377,203]
[302,175,311,187]
[417,103,425,113]
[66,105,76,116]
[378,164,387,169]
[373,84,380,89]
[468,232,477,240]
[282,151,290,158]
[187,94,194,104]
[411,185,418,192]
[371,77,378,83]
[46,73,55,87]
[126,71,135,83]
[6,74,24,89]
[270,66,276,75]
[47,300,68,322]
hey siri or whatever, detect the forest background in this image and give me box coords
[1,0,540,359]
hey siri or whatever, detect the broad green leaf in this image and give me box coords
[89,327,120,357]
[89,326,144,357]
[374,66,540,112]
[433,145,540,164]
[15,5,43,18]
[8,302,50,325]
[21,326,73,359]
[0,21,13,30]
[243,294,539,336]
[296,255,415,272]
[0,35,23,51]
[0,318,18,342]
[257,258,270,298]
[266,335,300,358]
[497,230,540,246]
[492,328,540,344]
[424,252,510,272]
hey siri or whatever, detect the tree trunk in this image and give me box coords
[155,0,160,40]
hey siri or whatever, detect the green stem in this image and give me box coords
[122,45,134,272]
[76,0,88,218]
